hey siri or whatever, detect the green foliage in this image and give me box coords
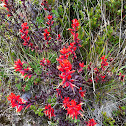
[16,83,22,90]
[49,52,57,63]
[47,96,56,106]
[30,105,44,117]
[113,105,126,118]
[102,112,116,126]
[36,13,45,28]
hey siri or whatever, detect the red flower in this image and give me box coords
[63,97,70,108]
[14,59,23,71]
[59,46,70,55]
[7,93,25,112]
[56,88,62,98]
[7,93,31,112]
[79,62,85,68]
[14,59,32,79]
[100,55,108,70]
[87,119,97,126]
[68,19,82,57]
[58,59,72,71]
[65,99,83,119]
[21,22,29,30]
[79,87,86,97]
[44,104,55,119]
[43,28,51,42]
[41,0,50,11]
[46,15,54,30]
[87,79,92,83]
[19,22,33,49]
[100,55,105,60]
[47,15,52,20]
[78,62,85,72]
[57,58,75,90]
[101,75,106,79]
[71,19,79,30]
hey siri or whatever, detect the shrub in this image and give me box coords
[0,0,125,125]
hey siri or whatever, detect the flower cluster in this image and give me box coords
[14,59,32,79]
[44,104,55,119]
[68,19,81,48]
[47,15,54,31]
[100,55,108,70]
[87,119,97,126]
[43,28,51,44]
[7,93,30,112]
[19,23,33,49]
[57,47,75,90]
[63,97,83,119]
[55,19,86,122]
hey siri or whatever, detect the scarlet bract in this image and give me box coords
[44,104,55,119]
[63,98,83,119]
[87,119,97,126]
[7,93,25,112]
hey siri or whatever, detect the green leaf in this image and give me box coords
[16,83,22,90]
[52,10,59,18]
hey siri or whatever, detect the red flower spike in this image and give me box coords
[7,93,32,112]
[63,97,70,108]
[20,22,32,48]
[60,46,70,55]
[100,55,108,70]
[41,0,50,11]
[94,68,99,74]
[44,104,55,119]
[65,99,83,119]
[56,88,63,98]
[14,59,32,79]
[87,119,97,126]
[71,19,79,30]
[79,62,85,68]
[68,19,82,58]
[7,93,24,112]
[95,76,99,83]
[43,28,51,42]
[87,79,92,83]
[100,55,105,60]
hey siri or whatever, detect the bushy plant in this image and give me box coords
[0,0,125,126]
